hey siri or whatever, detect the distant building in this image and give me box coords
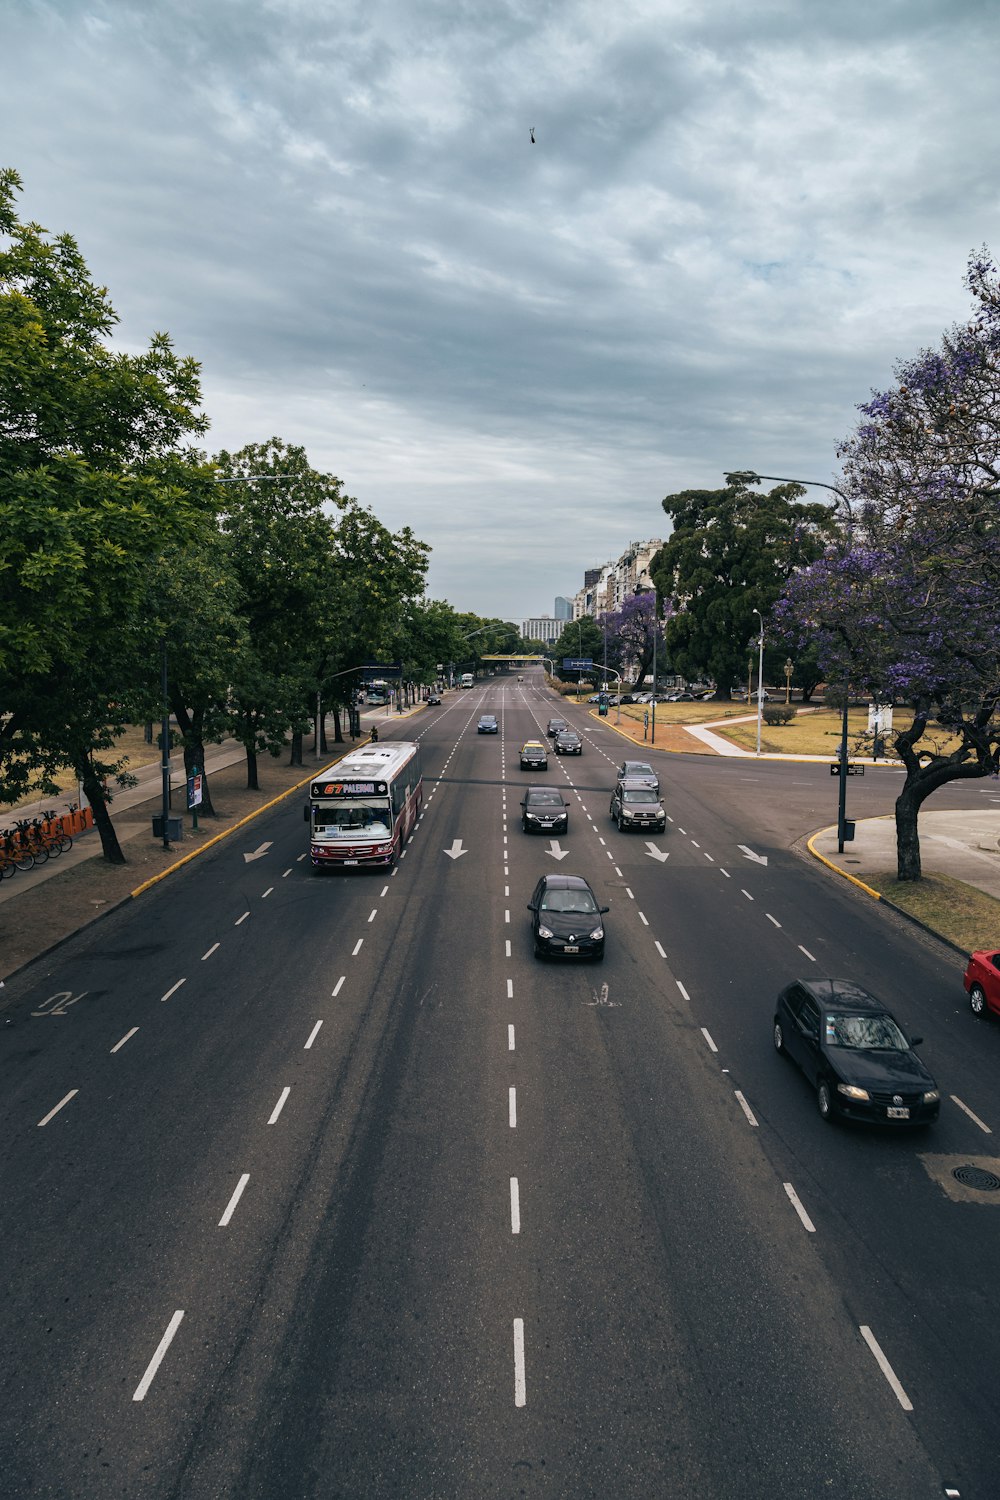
[554,596,572,620]
[571,540,664,618]
[521,616,562,645]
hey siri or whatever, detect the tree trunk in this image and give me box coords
[75,755,126,865]
[175,704,217,817]
[894,782,923,881]
[333,707,344,743]
[288,730,303,767]
[320,714,330,752]
[244,713,259,790]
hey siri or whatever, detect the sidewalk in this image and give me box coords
[810,811,1000,901]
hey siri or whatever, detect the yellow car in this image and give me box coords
[519,740,548,770]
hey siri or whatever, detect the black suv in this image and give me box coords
[520,787,569,834]
[773,979,940,1125]
[610,779,666,832]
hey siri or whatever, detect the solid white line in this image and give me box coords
[783,1182,816,1232]
[37,1090,78,1128]
[160,979,186,1003]
[261,887,273,899]
[508,1024,515,1051]
[235,912,249,926]
[507,978,514,998]
[332,976,345,996]
[951,1095,992,1133]
[638,911,649,926]
[219,1174,250,1227]
[655,940,667,958]
[798,945,816,962]
[676,980,690,1002]
[352,939,363,956]
[509,1088,517,1128]
[766,913,781,928]
[268,1087,291,1125]
[367,909,377,923]
[202,942,220,960]
[133,1310,185,1402]
[741,889,754,901]
[860,1325,913,1411]
[513,1318,526,1407]
[110,1027,139,1055]
[510,1177,521,1234]
[304,1020,323,1049]
[734,1090,758,1127]
[700,1027,718,1052]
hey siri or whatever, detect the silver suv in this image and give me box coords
[610,779,666,833]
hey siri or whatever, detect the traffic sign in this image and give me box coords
[563,657,593,670]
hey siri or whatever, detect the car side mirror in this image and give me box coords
[909,1034,923,1047]
[520,800,526,807]
[600,905,610,913]
[527,902,536,911]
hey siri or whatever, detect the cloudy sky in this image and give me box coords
[5,0,1000,619]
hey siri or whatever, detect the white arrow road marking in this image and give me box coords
[547,839,569,860]
[644,842,669,862]
[738,844,768,865]
[243,842,273,863]
[444,839,467,859]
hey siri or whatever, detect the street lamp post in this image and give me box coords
[726,469,855,852]
[752,608,765,757]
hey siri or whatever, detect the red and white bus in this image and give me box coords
[307,741,422,870]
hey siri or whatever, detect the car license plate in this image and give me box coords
[344,859,359,865]
[887,1105,909,1119]
[563,944,579,953]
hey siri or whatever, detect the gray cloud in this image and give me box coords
[5,0,1000,616]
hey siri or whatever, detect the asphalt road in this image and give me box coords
[1,673,998,1498]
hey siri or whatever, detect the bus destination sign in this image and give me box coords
[311,780,388,798]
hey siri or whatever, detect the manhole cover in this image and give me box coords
[952,1164,1000,1191]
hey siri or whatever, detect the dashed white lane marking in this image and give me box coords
[268,1087,291,1125]
[860,1326,913,1411]
[297,853,307,862]
[614,866,622,876]
[133,1310,185,1402]
[352,939,363,956]
[798,944,816,962]
[735,1091,758,1127]
[505,885,510,897]
[505,909,510,924]
[282,868,292,878]
[219,1174,250,1227]
[110,1027,139,1054]
[700,1027,718,1053]
[367,909,377,923]
[690,840,700,848]
[381,885,389,897]
[704,852,715,862]
[667,815,674,823]
[507,978,514,998]
[332,976,345,997]
[161,979,186,1003]
[677,827,686,835]
[766,913,781,928]
[505,940,512,958]
[261,887,273,899]
[37,1090,78,1127]
[720,868,731,878]
[638,911,649,926]
[235,912,249,926]
[202,943,219,960]
[951,1095,992,1133]
[741,889,754,901]
[513,1318,527,1407]
[508,1024,515,1050]
[510,1178,521,1234]
[509,1088,517,1128]
[783,1182,816,1232]
[625,887,634,899]
[304,1020,323,1049]
[676,980,690,1002]
[655,940,667,958]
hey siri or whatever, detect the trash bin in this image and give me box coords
[152,814,183,841]
[598,702,608,716]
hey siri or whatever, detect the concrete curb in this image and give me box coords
[805,826,971,959]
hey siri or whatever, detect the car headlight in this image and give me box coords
[923,1089,940,1103]
[537,925,554,939]
[589,927,604,940]
[837,1083,870,1101]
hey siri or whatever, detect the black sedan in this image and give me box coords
[527,873,608,961]
[773,979,940,1125]
[554,730,582,755]
[427,693,441,705]
[477,715,499,733]
[520,787,569,834]
[546,717,568,737]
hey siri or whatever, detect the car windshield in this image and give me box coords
[825,1013,910,1051]
[622,789,657,803]
[540,888,598,914]
[624,764,653,777]
[557,733,579,742]
[523,743,544,752]
[527,791,563,806]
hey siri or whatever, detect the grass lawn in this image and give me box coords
[715,707,966,760]
[864,871,1000,954]
[569,698,753,725]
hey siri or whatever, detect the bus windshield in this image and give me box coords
[312,799,392,836]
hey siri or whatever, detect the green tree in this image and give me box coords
[651,484,836,702]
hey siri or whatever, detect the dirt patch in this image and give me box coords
[0,749,346,981]
[588,712,715,754]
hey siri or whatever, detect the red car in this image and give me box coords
[964,950,1000,1017]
